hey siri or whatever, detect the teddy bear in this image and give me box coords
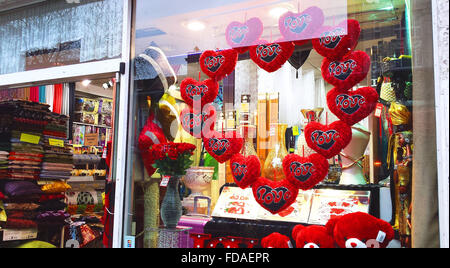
[261,232,291,248]
[292,224,335,248]
[325,212,395,248]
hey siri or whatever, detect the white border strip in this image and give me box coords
[431,0,449,248]
[0,58,121,88]
[112,0,132,249]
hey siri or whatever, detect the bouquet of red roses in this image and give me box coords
[151,142,197,176]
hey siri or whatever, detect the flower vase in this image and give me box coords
[160,176,183,229]
[263,123,288,182]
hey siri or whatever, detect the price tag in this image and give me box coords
[160,175,170,187]
[374,103,383,118]
[20,133,40,145]
[49,138,65,147]
[3,229,38,241]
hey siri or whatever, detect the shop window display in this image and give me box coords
[125,0,436,248]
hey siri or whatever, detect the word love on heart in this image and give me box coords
[252,177,298,215]
[327,86,379,126]
[305,121,352,159]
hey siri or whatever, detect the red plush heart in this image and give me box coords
[312,19,361,60]
[203,130,244,163]
[304,121,352,159]
[252,177,299,215]
[327,87,379,126]
[199,49,238,81]
[278,7,325,44]
[180,78,219,108]
[249,40,295,73]
[180,104,216,139]
[226,17,263,54]
[230,153,261,189]
[282,153,329,190]
[321,50,371,90]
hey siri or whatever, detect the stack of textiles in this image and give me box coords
[0,101,48,182]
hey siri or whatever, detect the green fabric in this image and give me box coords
[204,153,219,181]
[16,240,57,249]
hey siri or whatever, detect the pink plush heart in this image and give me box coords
[200,49,238,81]
[312,19,361,60]
[180,78,219,108]
[226,17,264,54]
[230,153,261,189]
[180,104,217,139]
[304,121,352,159]
[282,153,329,190]
[203,130,244,163]
[252,177,299,215]
[278,6,325,44]
[321,50,371,90]
[249,40,295,73]
[327,86,379,126]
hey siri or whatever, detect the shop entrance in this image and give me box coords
[0,75,120,248]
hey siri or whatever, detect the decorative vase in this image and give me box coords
[296,108,324,157]
[263,123,288,182]
[240,125,257,157]
[183,166,215,197]
[160,176,183,229]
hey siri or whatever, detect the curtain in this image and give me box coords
[0,0,123,75]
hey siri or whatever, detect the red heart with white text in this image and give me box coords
[321,50,371,90]
[200,49,238,81]
[312,19,361,60]
[203,130,244,163]
[180,104,217,138]
[327,86,379,126]
[282,153,329,190]
[180,78,219,108]
[278,7,325,44]
[249,40,295,73]
[230,153,261,189]
[304,121,352,159]
[252,177,299,215]
[226,17,264,54]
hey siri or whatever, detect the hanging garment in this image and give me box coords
[39,86,46,103]
[46,85,55,112]
[53,84,63,114]
[30,87,40,103]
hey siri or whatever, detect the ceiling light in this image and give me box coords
[269,7,289,19]
[186,21,206,31]
[81,80,91,87]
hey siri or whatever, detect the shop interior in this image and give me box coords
[0,77,115,248]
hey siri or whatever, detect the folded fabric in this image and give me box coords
[3,181,43,197]
[39,194,65,202]
[7,210,38,220]
[37,199,67,212]
[41,181,71,193]
[3,202,40,211]
[3,218,38,229]
[0,191,5,200]
[36,210,70,225]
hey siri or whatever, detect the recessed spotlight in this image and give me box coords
[82,80,91,87]
[269,7,289,19]
[186,21,206,31]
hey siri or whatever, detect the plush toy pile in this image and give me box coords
[261,212,395,248]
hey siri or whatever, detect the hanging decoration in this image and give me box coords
[321,50,371,90]
[180,104,217,139]
[327,86,379,126]
[226,17,264,54]
[203,130,244,164]
[304,120,353,159]
[278,6,325,46]
[249,40,295,73]
[180,77,219,108]
[199,49,239,81]
[282,153,329,190]
[288,49,312,78]
[230,153,261,189]
[251,177,299,215]
[312,19,361,60]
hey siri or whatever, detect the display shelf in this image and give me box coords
[72,121,111,129]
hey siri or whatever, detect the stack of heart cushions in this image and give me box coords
[219,18,379,215]
[0,100,71,232]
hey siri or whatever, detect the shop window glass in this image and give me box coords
[0,0,123,75]
[127,0,438,248]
